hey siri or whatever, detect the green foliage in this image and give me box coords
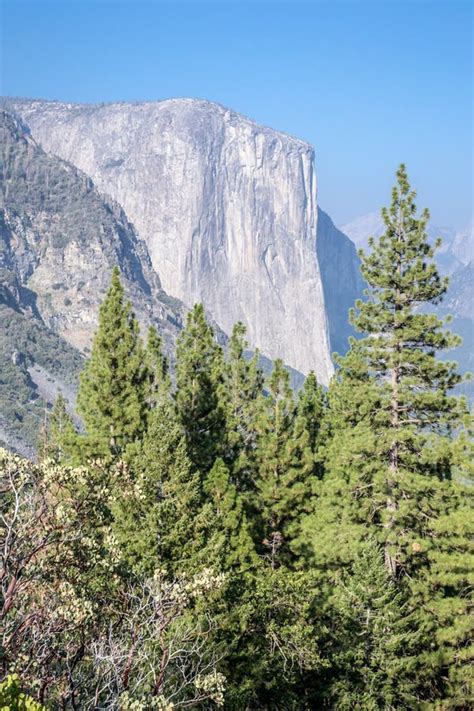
[0,675,47,711]
[254,359,314,567]
[175,304,226,474]
[410,482,474,706]
[222,322,263,493]
[323,541,420,710]
[301,166,473,706]
[145,324,170,407]
[221,567,321,710]
[296,370,325,465]
[112,401,203,576]
[203,458,258,573]
[76,267,148,459]
[4,170,472,708]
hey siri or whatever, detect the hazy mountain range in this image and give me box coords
[0,98,471,455]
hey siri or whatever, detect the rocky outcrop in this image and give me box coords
[7,98,334,382]
[0,110,185,353]
[316,208,365,356]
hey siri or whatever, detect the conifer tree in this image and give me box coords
[145,324,170,407]
[112,400,203,576]
[174,304,227,474]
[325,541,419,709]
[76,267,148,459]
[301,166,471,704]
[37,392,76,463]
[202,458,258,573]
[296,371,325,475]
[410,482,474,706]
[311,165,468,576]
[223,322,264,492]
[254,360,314,567]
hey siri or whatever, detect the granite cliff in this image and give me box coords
[8,98,338,382]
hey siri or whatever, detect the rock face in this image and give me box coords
[7,98,334,383]
[0,110,185,352]
[0,110,186,454]
[316,208,365,356]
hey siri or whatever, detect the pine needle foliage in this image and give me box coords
[223,322,264,493]
[76,267,148,459]
[175,304,227,475]
[254,360,314,568]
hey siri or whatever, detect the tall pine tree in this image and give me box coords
[174,304,227,475]
[302,166,471,705]
[310,165,467,576]
[223,322,264,492]
[76,267,148,459]
[254,360,314,568]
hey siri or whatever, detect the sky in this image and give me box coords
[1,0,472,229]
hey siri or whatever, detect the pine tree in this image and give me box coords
[296,371,325,474]
[302,166,471,704]
[76,267,148,460]
[145,324,170,407]
[174,304,226,475]
[37,392,76,463]
[410,481,474,706]
[352,164,466,574]
[112,401,203,576]
[202,458,258,573]
[223,322,264,492]
[254,360,314,568]
[311,165,468,576]
[325,541,420,710]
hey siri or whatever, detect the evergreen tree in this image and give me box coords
[37,392,76,463]
[410,481,474,706]
[145,324,170,407]
[310,166,467,576]
[254,360,314,568]
[76,267,148,459]
[174,304,227,475]
[112,401,203,576]
[352,164,466,574]
[202,458,258,573]
[325,541,419,710]
[223,322,264,492]
[296,371,325,474]
[301,166,471,704]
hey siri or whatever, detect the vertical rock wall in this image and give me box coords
[10,98,334,382]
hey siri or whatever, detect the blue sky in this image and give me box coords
[1,0,472,228]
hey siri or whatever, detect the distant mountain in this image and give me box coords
[316,208,365,356]
[342,212,472,276]
[0,107,309,454]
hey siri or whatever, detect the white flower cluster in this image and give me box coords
[185,568,226,597]
[54,581,94,625]
[195,670,226,707]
